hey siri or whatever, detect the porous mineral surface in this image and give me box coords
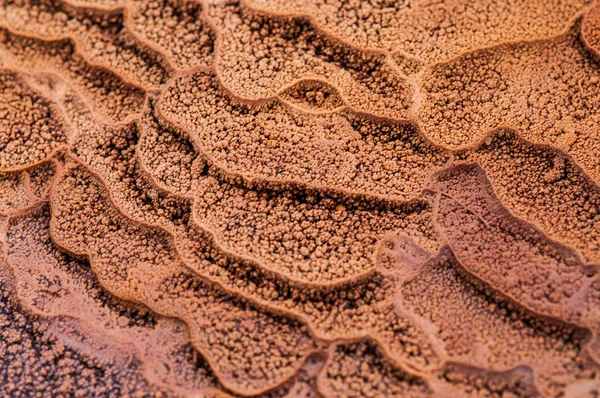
[1,0,600,397]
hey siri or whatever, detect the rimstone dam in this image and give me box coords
[1,0,600,397]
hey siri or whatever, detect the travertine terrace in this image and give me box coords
[1,0,600,396]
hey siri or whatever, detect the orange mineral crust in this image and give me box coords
[2,1,600,397]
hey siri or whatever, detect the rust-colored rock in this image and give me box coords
[1,1,600,397]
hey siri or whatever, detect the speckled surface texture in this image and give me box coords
[0,0,600,397]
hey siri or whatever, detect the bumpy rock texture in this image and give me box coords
[1,0,600,397]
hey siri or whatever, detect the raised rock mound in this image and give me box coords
[1,0,600,397]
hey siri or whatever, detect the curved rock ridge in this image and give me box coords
[0,258,172,397]
[206,0,414,120]
[243,0,592,62]
[45,86,443,375]
[418,22,600,183]
[0,160,55,215]
[192,176,438,283]
[157,69,451,203]
[1,0,173,90]
[128,0,215,71]
[278,79,346,114]
[398,247,599,397]
[464,128,600,266]
[0,69,71,171]
[50,161,320,396]
[428,164,600,325]
[583,4,600,60]
[0,29,146,123]
[1,0,600,396]
[4,204,226,397]
[318,338,546,398]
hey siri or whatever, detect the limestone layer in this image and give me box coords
[1,0,600,397]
